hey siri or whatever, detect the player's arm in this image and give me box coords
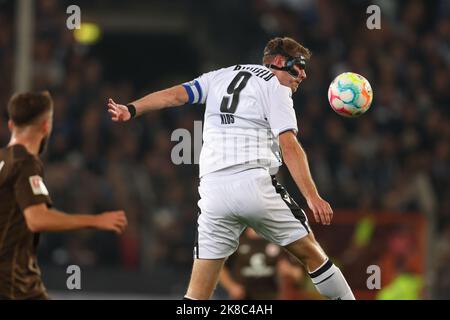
[276,258,304,282]
[219,266,246,300]
[23,203,127,234]
[107,85,189,121]
[279,130,333,225]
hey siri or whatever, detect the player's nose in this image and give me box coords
[299,69,306,80]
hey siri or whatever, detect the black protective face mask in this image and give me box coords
[266,56,306,78]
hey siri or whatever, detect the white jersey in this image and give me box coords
[183,64,298,178]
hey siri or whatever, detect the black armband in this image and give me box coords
[126,104,137,118]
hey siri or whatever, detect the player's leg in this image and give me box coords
[251,174,355,300]
[284,233,355,300]
[185,177,246,300]
[185,258,226,300]
[284,231,327,271]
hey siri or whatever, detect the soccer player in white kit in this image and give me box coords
[108,37,355,300]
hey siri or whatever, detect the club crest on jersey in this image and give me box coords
[29,175,49,196]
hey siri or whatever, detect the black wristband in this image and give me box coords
[126,104,137,118]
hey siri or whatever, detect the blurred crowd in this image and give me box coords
[0,0,449,297]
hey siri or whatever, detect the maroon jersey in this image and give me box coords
[0,145,52,299]
[226,233,283,299]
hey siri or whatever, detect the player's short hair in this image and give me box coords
[262,37,311,64]
[7,91,53,126]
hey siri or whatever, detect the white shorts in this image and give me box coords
[195,168,310,259]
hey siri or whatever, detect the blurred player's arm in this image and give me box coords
[107,85,188,121]
[23,203,127,234]
[219,266,246,300]
[277,257,304,282]
[279,130,333,225]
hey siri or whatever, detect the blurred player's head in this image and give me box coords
[7,91,54,155]
[263,37,311,93]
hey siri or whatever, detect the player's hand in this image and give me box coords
[307,195,333,225]
[228,284,246,300]
[94,210,128,234]
[107,98,131,122]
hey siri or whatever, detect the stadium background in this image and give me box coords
[0,0,448,299]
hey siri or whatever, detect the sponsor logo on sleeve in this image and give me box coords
[29,175,49,196]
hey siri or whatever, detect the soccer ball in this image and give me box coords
[328,72,373,117]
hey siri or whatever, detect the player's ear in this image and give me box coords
[41,116,52,135]
[8,120,14,132]
[273,54,285,67]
